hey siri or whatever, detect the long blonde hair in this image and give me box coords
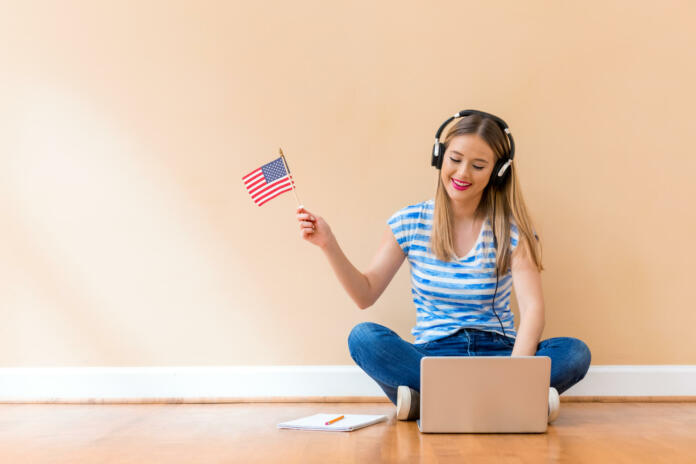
[430,114,543,273]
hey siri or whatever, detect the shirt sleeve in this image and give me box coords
[387,207,416,256]
[509,217,539,254]
[509,217,520,254]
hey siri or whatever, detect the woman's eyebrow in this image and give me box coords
[450,150,490,163]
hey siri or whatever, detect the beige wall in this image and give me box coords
[1,1,694,366]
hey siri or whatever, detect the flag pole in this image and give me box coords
[279,147,302,207]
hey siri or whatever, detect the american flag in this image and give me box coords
[242,157,295,206]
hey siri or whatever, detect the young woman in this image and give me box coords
[296,110,591,422]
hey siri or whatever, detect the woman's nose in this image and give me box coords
[456,163,472,177]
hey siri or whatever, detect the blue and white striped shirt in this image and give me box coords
[387,199,519,344]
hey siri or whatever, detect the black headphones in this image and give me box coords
[431,109,515,189]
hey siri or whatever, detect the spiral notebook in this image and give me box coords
[277,413,388,432]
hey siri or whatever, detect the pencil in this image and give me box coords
[324,415,345,425]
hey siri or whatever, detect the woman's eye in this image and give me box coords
[448,157,484,170]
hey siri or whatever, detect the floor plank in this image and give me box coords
[0,402,694,463]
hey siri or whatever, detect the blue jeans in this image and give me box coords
[348,322,592,405]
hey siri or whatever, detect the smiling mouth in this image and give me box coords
[451,178,471,190]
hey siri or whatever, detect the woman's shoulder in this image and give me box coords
[391,199,433,216]
[387,199,433,224]
[509,215,519,233]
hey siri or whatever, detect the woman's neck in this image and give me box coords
[449,194,483,223]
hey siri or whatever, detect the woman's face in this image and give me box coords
[439,134,496,203]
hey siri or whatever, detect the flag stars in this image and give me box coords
[262,158,288,183]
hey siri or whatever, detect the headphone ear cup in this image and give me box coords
[489,157,511,188]
[437,143,446,169]
[431,143,446,169]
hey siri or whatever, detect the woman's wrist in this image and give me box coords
[320,232,338,254]
[510,316,544,356]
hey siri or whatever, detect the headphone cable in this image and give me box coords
[490,195,508,340]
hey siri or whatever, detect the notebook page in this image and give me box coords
[277,413,388,431]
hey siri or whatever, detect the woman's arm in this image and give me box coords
[297,206,406,309]
[509,238,545,356]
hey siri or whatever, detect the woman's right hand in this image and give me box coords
[296,206,333,250]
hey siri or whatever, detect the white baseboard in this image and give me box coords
[0,365,694,402]
[562,365,696,396]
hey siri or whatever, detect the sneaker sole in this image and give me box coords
[396,386,411,420]
[548,387,560,423]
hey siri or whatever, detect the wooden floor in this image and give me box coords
[0,402,695,463]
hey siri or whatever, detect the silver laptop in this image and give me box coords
[418,356,551,433]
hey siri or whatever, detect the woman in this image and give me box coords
[296,110,591,422]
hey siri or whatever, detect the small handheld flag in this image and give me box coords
[242,149,299,207]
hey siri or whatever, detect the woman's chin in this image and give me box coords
[446,187,480,203]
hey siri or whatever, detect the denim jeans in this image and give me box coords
[348,322,592,405]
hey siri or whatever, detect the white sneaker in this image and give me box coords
[548,387,560,423]
[396,385,420,421]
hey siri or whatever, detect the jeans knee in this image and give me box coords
[568,338,592,380]
[347,322,386,362]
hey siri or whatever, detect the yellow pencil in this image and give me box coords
[324,415,345,425]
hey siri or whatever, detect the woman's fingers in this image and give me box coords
[296,213,316,221]
[297,206,323,242]
[299,215,316,234]
[296,206,316,220]
[296,209,317,234]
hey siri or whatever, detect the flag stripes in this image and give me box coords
[242,157,295,206]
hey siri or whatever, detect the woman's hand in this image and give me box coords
[296,206,333,250]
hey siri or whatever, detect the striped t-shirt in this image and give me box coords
[387,199,519,344]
